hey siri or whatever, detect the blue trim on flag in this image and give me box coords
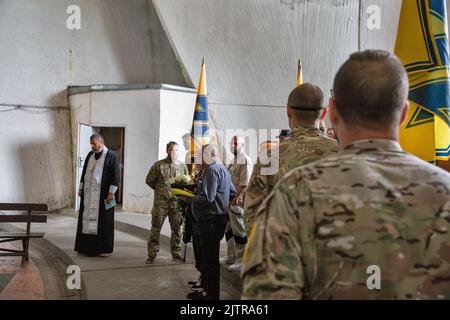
[405,107,434,128]
[191,125,209,136]
[409,81,450,126]
[190,93,209,145]
[436,37,450,65]
[193,95,208,122]
[404,0,444,72]
[429,0,446,21]
[436,145,450,157]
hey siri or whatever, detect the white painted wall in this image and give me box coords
[152,0,360,132]
[159,89,197,160]
[0,0,186,107]
[3,0,450,211]
[0,0,186,210]
[0,109,73,210]
[153,0,450,133]
[69,87,196,213]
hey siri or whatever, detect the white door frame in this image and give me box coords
[76,123,93,211]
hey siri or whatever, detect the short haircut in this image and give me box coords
[288,83,324,123]
[166,141,178,151]
[333,50,409,129]
[90,133,104,143]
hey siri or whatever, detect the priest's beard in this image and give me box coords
[93,147,104,160]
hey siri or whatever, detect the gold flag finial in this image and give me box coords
[296,59,303,87]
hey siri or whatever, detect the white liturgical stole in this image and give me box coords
[82,147,108,235]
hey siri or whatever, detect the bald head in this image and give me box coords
[201,144,218,167]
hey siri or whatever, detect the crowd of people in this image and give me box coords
[75,49,450,300]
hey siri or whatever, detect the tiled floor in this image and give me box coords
[0,243,44,300]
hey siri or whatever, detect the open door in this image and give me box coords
[76,124,93,211]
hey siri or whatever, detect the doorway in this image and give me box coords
[76,125,125,212]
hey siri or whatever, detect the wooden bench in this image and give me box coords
[0,203,48,265]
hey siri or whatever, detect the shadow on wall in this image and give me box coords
[93,0,187,85]
[146,0,190,86]
[18,141,58,210]
[95,0,187,86]
[17,109,74,211]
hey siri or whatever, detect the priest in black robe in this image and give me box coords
[75,133,120,257]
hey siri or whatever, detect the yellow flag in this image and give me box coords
[296,59,303,87]
[395,0,450,162]
[190,57,210,164]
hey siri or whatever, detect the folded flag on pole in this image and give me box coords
[190,57,210,165]
[395,0,450,162]
[296,59,303,87]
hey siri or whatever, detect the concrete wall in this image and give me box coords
[0,109,72,210]
[152,0,360,132]
[0,0,186,210]
[152,0,450,132]
[159,89,197,160]
[3,0,450,210]
[69,87,196,213]
[0,0,186,107]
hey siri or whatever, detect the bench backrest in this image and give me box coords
[0,203,48,233]
[0,215,47,223]
[0,203,47,211]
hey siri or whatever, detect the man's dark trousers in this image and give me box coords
[198,214,228,300]
[192,219,202,273]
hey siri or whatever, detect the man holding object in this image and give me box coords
[75,133,120,257]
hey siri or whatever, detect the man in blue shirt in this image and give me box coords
[189,144,236,300]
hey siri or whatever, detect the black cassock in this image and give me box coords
[75,150,120,255]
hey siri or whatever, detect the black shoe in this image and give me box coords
[187,277,201,286]
[172,254,184,262]
[191,283,202,289]
[186,291,206,300]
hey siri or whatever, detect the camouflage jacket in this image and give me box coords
[146,157,188,209]
[243,125,339,234]
[242,139,450,300]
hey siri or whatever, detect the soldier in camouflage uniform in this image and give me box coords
[242,50,450,299]
[243,83,339,235]
[146,141,188,264]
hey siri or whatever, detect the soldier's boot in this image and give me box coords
[146,255,156,264]
[172,251,184,262]
[228,243,245,271]
[146,242,158,264]
[220,238,235,264]
[147,211,165,264]
[171,237,183,262]
[168,208,183,262]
